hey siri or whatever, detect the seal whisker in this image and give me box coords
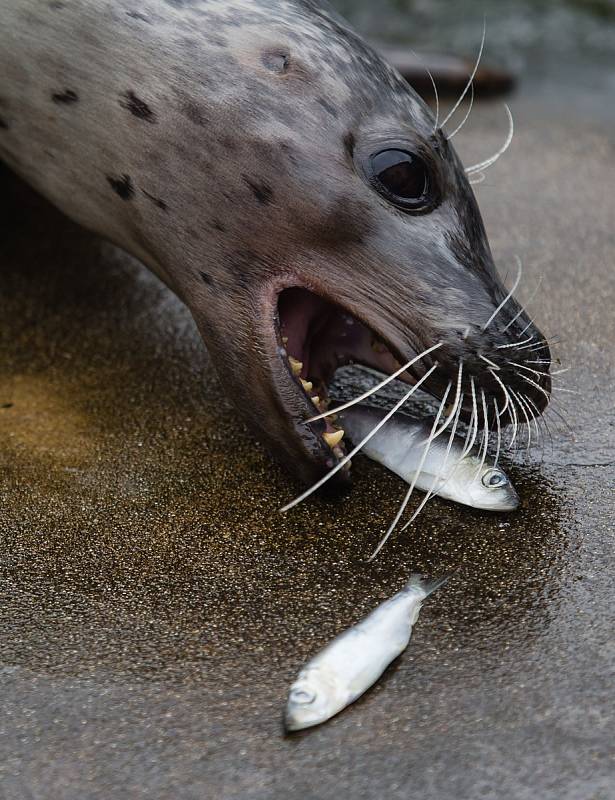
[493,398,502,468]
[506,389,520,452]
[368,383,452,561]
[461,377,479,458]
[543,399,574,436]
[280,364,439,513]
[524,395,556,454]
[461,390,476,454]
[399,391,465,534]
[482,256,523,333]
[479,354,500,370]
[469,172,486,186]
[440,18,486,130]
[427,361,463,441]
[512,362,550,378]
[510,388,532,454]
[513,362,570,383]
[518,392,541,449]
[305,342,443,424]
[446,84,475,141]
[490,371,519,450]
[516,336,560,353]
[502,275,544,332]
[465,104,514,175]
[516,372,551,405]
[521,393,550,461]
[489,369,511,419]
[496,335,535,350]
[473,389,491,481]
[517,315,538,338]
[407,47,441,131]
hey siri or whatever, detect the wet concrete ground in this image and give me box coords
[1,91,614,798]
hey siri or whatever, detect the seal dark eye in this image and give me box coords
[369,149,430,210]
[482,469,509,489]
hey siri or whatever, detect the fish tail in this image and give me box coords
[405,573,450,598]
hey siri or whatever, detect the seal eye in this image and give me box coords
[369,149,430,210]
[482,469,509,489]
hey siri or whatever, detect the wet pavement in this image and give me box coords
[1,88,614,797]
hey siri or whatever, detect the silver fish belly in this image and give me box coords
[285,575,446,731]
[340,405,519,512]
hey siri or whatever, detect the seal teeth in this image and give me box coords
[324,430,344,448]
[289,357,303,376]
[301,379,313,392]
[311,395,320,407]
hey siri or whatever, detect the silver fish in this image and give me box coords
[340,405,519,512]
[285,574,446,732]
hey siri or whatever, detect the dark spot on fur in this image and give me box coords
[164,0,196,7]
[1,403,13,409]
[203,33,228,48]
[120,91,156,123]
[242,176,274,206]
[106,174,134,200]
[211,219,226,233]
[317,97,338,119]
[141,189,168,211]
[228,250,258,288]
[49,1,65,8]
[126,11,151,22]
[52,89,78,104]
[261,48,291,74]
[278,141,299,167]
[0,116,8,131]
[220,136,237,152]
[182,100,208,127]
[199,271,214,286]
[306,198,368,250]
[343,132,356,157]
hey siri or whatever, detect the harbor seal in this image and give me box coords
[0,0,550,487]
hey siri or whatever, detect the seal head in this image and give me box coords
[0,0,551,487]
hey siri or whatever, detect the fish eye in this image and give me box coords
[482,469,509,489]
[368,149,432,211]
[290,687,316,705]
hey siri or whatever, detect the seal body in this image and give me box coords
[0,1,550,486]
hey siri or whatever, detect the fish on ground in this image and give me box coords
[340,405,519,512]
[285,574,447,732]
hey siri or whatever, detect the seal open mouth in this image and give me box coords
[274,287,428,480]
[271,284,552,490]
